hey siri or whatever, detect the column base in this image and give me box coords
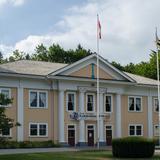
[98,141,106,146]
[60,142,70,147]
[77,142,87,147]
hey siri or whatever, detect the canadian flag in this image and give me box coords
[97,15,101,39]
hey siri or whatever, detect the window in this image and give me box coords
[86,94,95,112]
[66,92,76,111]
[0,88,11,107]
[29,91,47,108]
[154,98,159,112]
[29,123,48,137]
[154,125,159,136]
[104,95,112,112]
[1,127,11,137]
[129,125,143,136]
[129,97,142,112]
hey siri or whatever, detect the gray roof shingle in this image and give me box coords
[0,60,158,86]
[0,60,67,76]
[124,72,157,86]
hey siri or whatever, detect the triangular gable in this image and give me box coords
[49,54,135,82]
[70,64,114,79]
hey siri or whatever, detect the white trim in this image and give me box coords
[104,94,113,113]
[0,88,11,107]
[128,124,143,136]
[86,93,95,113]
[128,96,142,112]
[67,124,76,145]
[154,124,159,136]
[29,122,48,137]
[17,86,24,141]
[66,92,76,112]
[86,124,95,144]
[29,90,48,109]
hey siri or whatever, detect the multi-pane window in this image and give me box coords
[67,93,75,111]
[1,127,11,137]
[154,98,159,112]
[29,123,48,137]
[129,125,142,136]
[86,94,94,112]
[29,91,47,108]
[154,125,159,136]
[105,95,112,112]
[0,88,11,107]
[129,97,142,112]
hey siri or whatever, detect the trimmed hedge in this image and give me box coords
[0,140,60,149]
[112,137,155,158]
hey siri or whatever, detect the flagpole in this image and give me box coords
[97,14,100,149]
[155,27,160,146]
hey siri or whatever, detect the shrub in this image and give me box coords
[112,137,155,158]
[0,140,59,149]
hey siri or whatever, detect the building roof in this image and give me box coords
[0,59,158,86]
[124,72,157,86]
[0,60,67,76]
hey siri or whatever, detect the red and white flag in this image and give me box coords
[97,15,101,39]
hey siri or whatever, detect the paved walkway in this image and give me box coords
[0,147,159,155]
[0,147,111,155]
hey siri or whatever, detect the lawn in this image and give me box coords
[0,151,159,160]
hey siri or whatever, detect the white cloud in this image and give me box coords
[1,0,160,64]
[0,0,26,7]
[0,44,13,56]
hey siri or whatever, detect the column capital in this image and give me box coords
[79,87,87,93]
[99,88,107,94]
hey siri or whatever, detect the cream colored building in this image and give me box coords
[0,54,159,146]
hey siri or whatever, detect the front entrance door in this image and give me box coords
[87,125,94,146]
[68,125,75,146]
[106,125,112,146]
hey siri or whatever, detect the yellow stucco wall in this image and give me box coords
[23,89,53,141]
[121,95,148,137]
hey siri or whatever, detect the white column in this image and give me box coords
[99,92,104,142]
[148,96,153,138]
[17,86,24,141]
[115,93,122,138]
[79,88,85,144]
[58,89,65,143]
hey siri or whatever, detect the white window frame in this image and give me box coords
[105,124,113,139]
[29,90,48,109]
[66,92,76,112]
[104,94,113,113]
[128,96,142,112]
[1,128,12,137]
[67,124,76,144]
[86,93,95,113]
[154,98,159,113]
[128,124,143,136]
[29,122,48,137]
[86,124,95,144]
[0,88,11,108]
[154,124,159,136]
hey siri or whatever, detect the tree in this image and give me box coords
[32,44,48,61]
[0,93,20,141]
[0,51,3,64]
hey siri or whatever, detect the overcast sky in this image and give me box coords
[0,0,160,64]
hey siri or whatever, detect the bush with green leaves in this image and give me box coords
[112,137,155,158]
[0,140,60,149]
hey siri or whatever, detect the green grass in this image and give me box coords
[0,151,159,160]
